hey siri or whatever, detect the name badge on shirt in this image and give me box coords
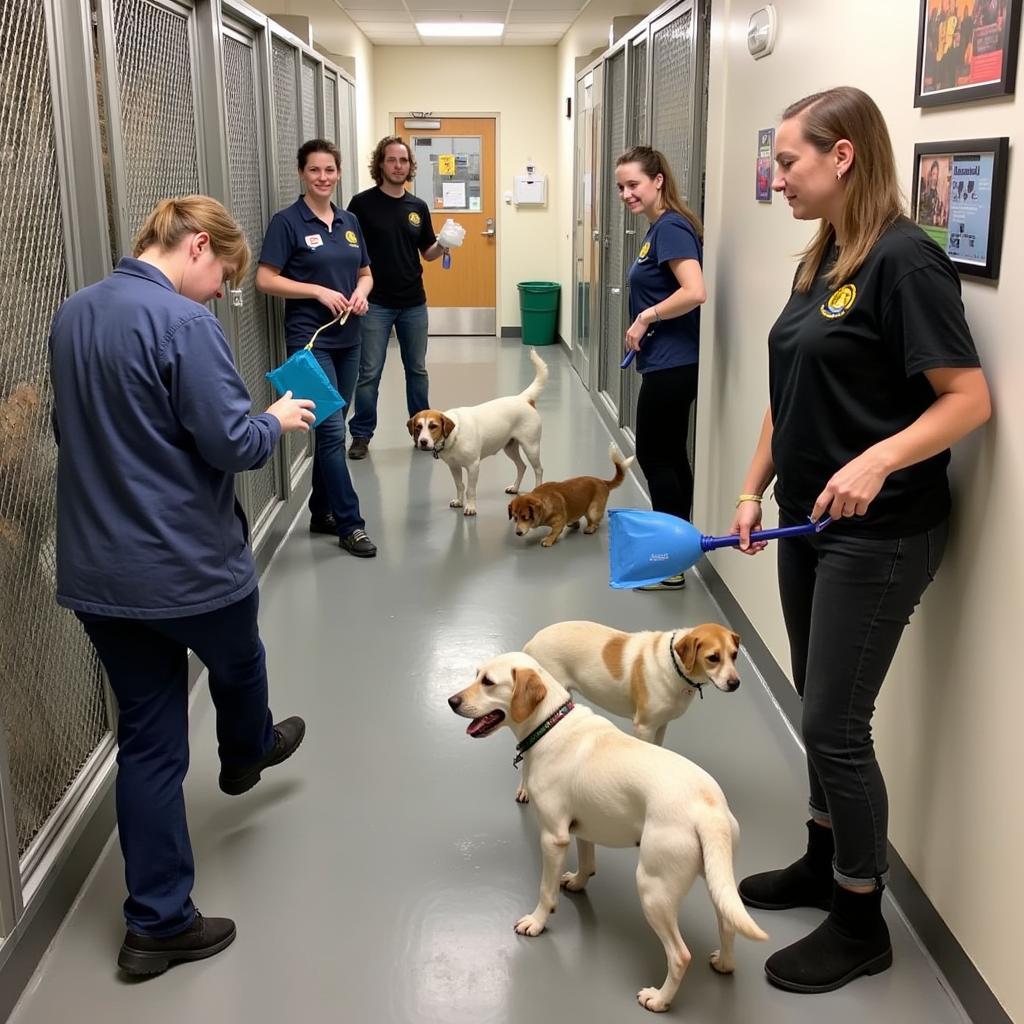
[305,234,323,250]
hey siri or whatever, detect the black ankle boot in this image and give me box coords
[739,819,834,910]
[764,882,893,993]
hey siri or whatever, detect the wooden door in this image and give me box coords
[394,115,496,335]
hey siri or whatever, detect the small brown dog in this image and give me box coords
[508,443,633,547]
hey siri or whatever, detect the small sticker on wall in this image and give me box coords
[469,197,481,212]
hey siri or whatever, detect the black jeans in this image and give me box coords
[635,362,699,520]
[777,516,948,885]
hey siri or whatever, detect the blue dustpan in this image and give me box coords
[608,508,832,589]
[265,311,348,428]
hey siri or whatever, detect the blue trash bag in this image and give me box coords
[265,348,345,429]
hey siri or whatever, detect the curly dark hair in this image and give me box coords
[369,135,417,186]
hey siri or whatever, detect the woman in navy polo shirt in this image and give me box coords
[257,138,377,557]
[616,146,707,590]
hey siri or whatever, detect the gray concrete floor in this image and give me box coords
[10,338,968,1023]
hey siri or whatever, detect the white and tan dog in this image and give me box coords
[447,653,767,1014]
[407,349,547,516]
[524,621,741,748]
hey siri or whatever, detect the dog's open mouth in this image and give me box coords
[467,711,505,738]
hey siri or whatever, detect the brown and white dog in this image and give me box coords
[447,652,767,1014]
[507,443,633,547]
[407,349,547,516]
[524,620,741,748]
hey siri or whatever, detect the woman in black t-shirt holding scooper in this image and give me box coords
[731,87,991,993]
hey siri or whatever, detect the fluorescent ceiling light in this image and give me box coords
[416,22,504,38]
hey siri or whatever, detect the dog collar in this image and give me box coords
[513,700,574,769]
[431,435,446,459]
[669,632,704,700]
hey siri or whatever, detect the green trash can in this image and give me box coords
[517,281,560,346]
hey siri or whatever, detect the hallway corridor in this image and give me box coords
[9,339,969,1023]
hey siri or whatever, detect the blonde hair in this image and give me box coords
[615,146,703,240]
[132,195,251,288]
[369,135,417,187]
[783,87,903,293]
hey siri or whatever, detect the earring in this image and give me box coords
[836,169,844,180]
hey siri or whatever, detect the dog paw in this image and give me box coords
[583,524,599,534]
[540,538,556,547]
[515,785,529,803]
[504,485,518,494]
[709,950,735,974]
[560,871,591,892]
[449,499,463,508]
[636,988,671,1013]
[463,506,477,517]
[514,914,545,937]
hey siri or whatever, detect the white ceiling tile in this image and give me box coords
[506,10,576,23]
[504,35,562,45]
[406,0,510,11]
[510,0,587,10]
[337,0,408,9]
[342,10,414,23]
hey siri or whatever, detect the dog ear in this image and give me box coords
[406,416,418,437]
[730,631,741,649]
[510,667,547,723]
[507,502,514,520]
[677,632,700,674]
[440,414,456,438]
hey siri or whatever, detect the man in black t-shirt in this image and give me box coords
[346,136,462,459]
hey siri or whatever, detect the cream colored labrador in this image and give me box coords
[447,653,767,1014]
[525,621,741,748]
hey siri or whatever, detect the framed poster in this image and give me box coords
[911,137,1009,279]
[756,128,774,202]
[914,0,1022,107]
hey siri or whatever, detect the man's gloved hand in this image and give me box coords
[436,219,466,249]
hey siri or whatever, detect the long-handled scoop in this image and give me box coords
[608,508,832,589]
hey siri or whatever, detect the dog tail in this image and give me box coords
[520,349,549,406]
[605,442,635,489]
[696,814,769,943]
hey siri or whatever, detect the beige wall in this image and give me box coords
[699,2,1022,1018]
[373,46,560,330]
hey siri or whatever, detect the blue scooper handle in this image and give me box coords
[621,349,636,369]
[701,516,832,551]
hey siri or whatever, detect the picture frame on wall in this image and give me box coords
[914,0,1022,107]
[911,137,1009,279]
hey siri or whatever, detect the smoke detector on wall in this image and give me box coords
[747,5,778,60]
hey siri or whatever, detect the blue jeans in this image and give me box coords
[76,590,275,936]
[348,303,429,440]
[304,345,364,533]
[778,516,948,885]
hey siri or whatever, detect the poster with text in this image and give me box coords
[756,128,774,202]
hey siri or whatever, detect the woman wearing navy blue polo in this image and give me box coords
[617,146,707,590]
[257,138,377,557]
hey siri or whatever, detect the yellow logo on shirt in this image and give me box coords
[408,212,421,226]
[820,283,857,319]
[637,241,651,262]
[344,230,358,246]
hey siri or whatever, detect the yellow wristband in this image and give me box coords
[736,493,763,508]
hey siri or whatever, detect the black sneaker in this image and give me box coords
[348,437,370,460]
[309,512,337,535]
[218,717,306,796]
[118,911,236,976]
[635,573,686,591]
[339,528,377,557]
